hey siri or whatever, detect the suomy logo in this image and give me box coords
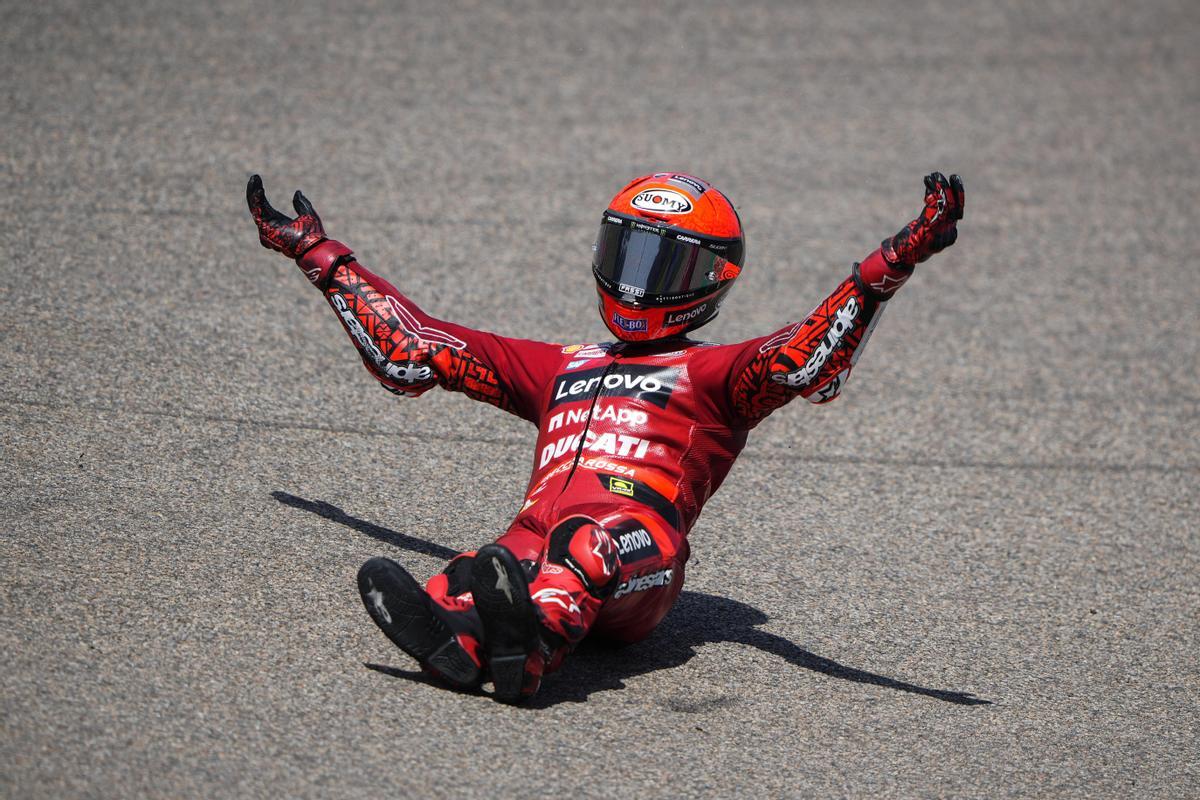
[631,189,693,215]
[665,302,708,327]
[549,365,679,409]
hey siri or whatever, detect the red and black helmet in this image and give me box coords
[592,173,746,342]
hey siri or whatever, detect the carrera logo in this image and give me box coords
[665,302,708,327]
[612,312,648,332]
[631,189,693,215]
[773,296,860,388]
[549,365,679,409]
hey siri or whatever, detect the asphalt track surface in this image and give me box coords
[3,1,1198,797]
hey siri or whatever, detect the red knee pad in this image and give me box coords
[546,516,619,598]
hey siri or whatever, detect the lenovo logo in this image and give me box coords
[549,365,679,409]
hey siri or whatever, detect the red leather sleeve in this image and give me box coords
[727,271,887,426]
[308,244,562,425]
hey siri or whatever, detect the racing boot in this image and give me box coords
[470,544,545,703]
[357,556,482,690]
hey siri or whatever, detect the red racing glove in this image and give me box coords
[247,174,328,258]
[247,174,353,287]
[858,172,965,298]
[883,172,964,265]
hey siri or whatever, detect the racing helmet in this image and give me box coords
[592,173,745,342]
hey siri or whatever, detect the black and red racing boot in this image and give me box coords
[357,557,482,690]
[470,544,545,703]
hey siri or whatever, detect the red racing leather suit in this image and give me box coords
[297,239,898,662]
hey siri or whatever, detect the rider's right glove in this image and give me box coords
[247,174,355,288]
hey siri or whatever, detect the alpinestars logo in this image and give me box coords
[772,296,860,388]
[331,294,434,385]
[365,579,392,624]
[613,568,673,599]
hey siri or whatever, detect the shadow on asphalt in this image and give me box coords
[273,490,992,708]
[272,491,459,560]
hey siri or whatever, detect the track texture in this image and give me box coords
[2,1,1197,797]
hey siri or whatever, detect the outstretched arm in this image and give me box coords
[247,175,560,423]
[730,173,964,425]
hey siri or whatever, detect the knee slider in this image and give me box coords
[547,516,620,599]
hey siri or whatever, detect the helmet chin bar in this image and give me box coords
[595,285,729,342]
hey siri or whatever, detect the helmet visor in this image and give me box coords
[592,216,741,306]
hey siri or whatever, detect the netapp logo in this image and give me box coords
[549,365,679,409]
[665,302,708,327]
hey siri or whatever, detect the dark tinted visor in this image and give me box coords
[592,216,742,306]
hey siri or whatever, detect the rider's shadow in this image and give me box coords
[272,491,992,708]
[536,592,990,707]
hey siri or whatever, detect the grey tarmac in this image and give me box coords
[2,1,1197,797]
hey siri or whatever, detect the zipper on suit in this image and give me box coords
[559,354,621,493]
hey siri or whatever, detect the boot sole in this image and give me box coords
[357,557,480,689]
[470,545,539,703]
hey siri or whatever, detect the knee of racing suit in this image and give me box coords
[529,516,620,650]
[550,516,620,598]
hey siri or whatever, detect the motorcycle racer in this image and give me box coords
[248,170,964,702]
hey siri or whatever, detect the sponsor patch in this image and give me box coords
[549,365,679,409]
[561,343,610,369]
[609,519,661,564]
[538,430,652,468]
[664,302,708,327]
[608,476,635,497]
[595,472,681,529]
[331,294,434,386]
[612,312,648,332]
[613,568,673,599]
[660,173,708,196]
[631,188,693,215]
[772,296,860,388]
